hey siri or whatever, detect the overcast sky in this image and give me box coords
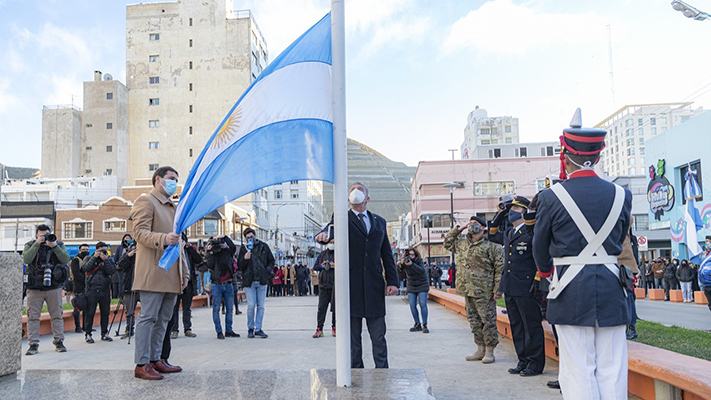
[1,0,710,169]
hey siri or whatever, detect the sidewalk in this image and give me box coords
[12,294,561,399]
[635,298,711,331]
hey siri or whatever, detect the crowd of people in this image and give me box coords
[637,256,706,302]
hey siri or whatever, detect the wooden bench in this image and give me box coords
[428,288,711,400]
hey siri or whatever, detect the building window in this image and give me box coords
[149,163,159,171]
[189,18,193,26]
[480,128,490,135]
[149,98,159,106]
[630,158,636,165]
[627,148,635,156]
[505,125,512,133]
[680,161,703,205]
[106,122,112,129]
[203,219,219,236]
[291,189,299,199]
[637,128,643,136]
[106,93,113,100]
[474,181,515,196]
[633,214,649,231]
[86,123,92,128]
[481,140,490,145]
[63,220,93,240]
[105,169,112,175]
[640,147,645,156]
[546,146,554,156]
[149,76,159,84]
[274,190,282,199]
[638,118,643,126]
[86,146,93,150]
[149,142,159,149]
[290,180,299,184]
[650,117,656,126]
[515,147,527,157]
[189,83,193,91]
[681,115,691,123]
[149,55,160,62]
[659,117,667,125]
[189,39,193,47]
[85,169,92,173]
[149,33,160,41]
[651,127,657,135]
[505,138,512,144]
[189,126,193,135]
[189,149,193,157]
[106,145,113,152]
[103,219,126,232]
[189,61,193,69]
[189,105,193,113]
[488,148,501,158]
[625,119,632,127]
[149,120,159,128]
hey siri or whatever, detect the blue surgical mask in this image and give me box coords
[162,179,177,196]
[126,239,134,245]
[508,211,523,224]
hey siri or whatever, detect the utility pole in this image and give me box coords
[448,149,457,161]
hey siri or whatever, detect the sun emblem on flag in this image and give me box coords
[211,107,242,151]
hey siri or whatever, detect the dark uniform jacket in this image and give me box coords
[117,253,136,294]
[320,210,399,318]
[489,221,537,297]
[533,176,632,327]
[70,256,88,293]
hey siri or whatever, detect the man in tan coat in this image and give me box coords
[131,166,189,380]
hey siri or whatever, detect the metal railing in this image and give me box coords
[42,104,82,112]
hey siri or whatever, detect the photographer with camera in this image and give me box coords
[398,247,430,333]
[81,242,117,343]
[238,227,275,338]
[207,235,240,339]
[312,239,335,338]
[117,240,138,338]
[69,244,91,333]
[23,225,71,355]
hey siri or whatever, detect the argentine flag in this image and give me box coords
[683,166,704,264]
[159,13,334,270]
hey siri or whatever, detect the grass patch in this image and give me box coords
[22,298,120,316]
[496,297,506,308]
[632,320,711,362]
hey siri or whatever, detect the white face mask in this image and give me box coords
[349,188,366,205]
[327,243,335,251]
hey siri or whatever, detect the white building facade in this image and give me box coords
[460,106,520,160]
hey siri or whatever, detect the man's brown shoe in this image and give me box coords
[152,359,182,373]
[134,364,163,380]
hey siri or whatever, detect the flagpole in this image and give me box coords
[331,0,351,388]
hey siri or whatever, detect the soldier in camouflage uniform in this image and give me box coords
[444,216,504,363]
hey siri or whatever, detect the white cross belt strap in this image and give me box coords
[547,183,626,300]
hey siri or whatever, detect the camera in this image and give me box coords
[99,249,108,255]
[44,233,57,242]
[207,237,225,254]
[498,194,514,211]
[43,266,52,287]
[403,256,411,264]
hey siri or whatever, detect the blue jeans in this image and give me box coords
[212,283,234,333]
[408,292,428,325]
[434,277,442,289]
[245,282,267,331]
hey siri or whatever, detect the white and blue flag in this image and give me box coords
[160,13,333,270]
[683,165,704,264]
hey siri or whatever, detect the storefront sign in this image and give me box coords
[647,159,675,221]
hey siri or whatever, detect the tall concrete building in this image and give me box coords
[41,71,129,187]
[460,106,520,160]
[596,103,704,177]
[126,0,267,183]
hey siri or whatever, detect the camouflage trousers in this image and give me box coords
[464,295,499,347]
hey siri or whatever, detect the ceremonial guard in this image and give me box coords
[488,196,545,377]
[533,109,632,399]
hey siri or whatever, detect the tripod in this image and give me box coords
[108,292,126,338]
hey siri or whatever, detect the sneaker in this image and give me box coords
[254,330,268,339]
[225,331,240,338]
[26,343,39,355]
[248,329,255,338]
[184,330,197,338]
[170,331,178,339]
[54,341,67,353]
[85,334,95,344]
[101,334,113,342]
[313,328,324,338]
[409,323,422,332]
[422,324,429,334]
[332,327,336,337]
[217,332,225,340]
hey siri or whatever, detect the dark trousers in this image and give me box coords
[317,287,335,329]
[704,287,711,312]
[170,284,194,333]
[313,284,319,296]
[72,307,82,331]
[663,278,674,299]
[161,314,174,361]
[351,316,388,369]
[505,295,545,373]
[84,289,111,336]
[298,280,307,296]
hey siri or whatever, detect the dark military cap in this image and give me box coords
[506,196,530,210]
[561,108,607,156]
[470,216,486,226]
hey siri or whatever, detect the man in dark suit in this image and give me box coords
[316,181,399,368]
[533,109,632,399]
[489,195,545,377]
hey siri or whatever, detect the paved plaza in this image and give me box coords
[5,294,562,399]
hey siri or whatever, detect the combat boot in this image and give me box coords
[465,344,485,361]
[482,346,496,363]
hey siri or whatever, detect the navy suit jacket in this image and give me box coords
[320,209,398,318]
[532,176,632,327]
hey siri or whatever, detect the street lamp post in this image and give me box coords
[424,214,432,265]
[671,0,709,21]
[443,182,464,287]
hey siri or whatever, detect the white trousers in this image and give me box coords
[557,324,628,400]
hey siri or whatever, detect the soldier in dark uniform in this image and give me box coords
[488,196,545,377]
[533,109,632,400]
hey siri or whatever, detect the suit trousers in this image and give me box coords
[351,316,388,369]
[557,324,627,400]
[134,291,177,365]
[505,295,545,373]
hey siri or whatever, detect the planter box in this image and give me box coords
[670,290,684,303]
[648,289,665,300]
[634,288,646,299]
[694,291,709,305]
